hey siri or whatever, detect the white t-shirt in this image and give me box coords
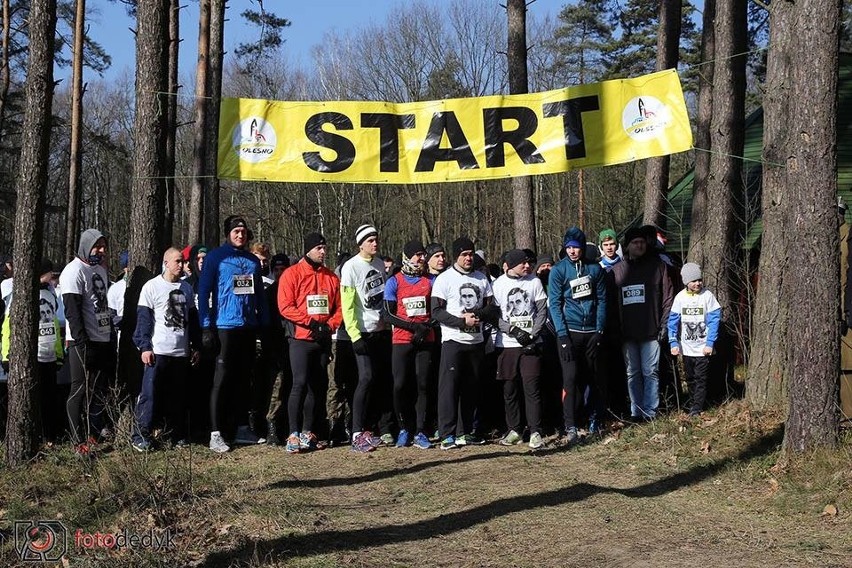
[671,288,721,357]
[492,273,546,348]
[138,276,196,357]
[0,277,12,307]
[58,258,111,342]
[107,278,127,323]
[340,255,386,333]
[432,267,493,344]
[37,287,61,363]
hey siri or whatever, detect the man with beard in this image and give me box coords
[60,228,114,457]
[341,224,391,452]
[198,215,270,452]
[132,248,200,451]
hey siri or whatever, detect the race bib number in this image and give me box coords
[570,275,592,299]
[682,305,705,322]
[306,294,330,315]
[509,315,533,331]
[38,322,56,342]
[233,274,254,295]
[97,313,111,332]
[461,324,481,335]
[402,296,428,317]
[622,284,645,305]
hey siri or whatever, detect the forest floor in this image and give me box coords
[2,400,852,567]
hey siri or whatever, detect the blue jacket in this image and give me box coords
[198,243,270,329]
[548,227,607,336]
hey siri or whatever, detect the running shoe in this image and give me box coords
[564,427,579,445]
[363,431,382,448]
[439,435,458,450]
[380,433,394,446]
[234,425,261,445]
[299,431,318,451]
[351,432,376,453]
[396,429,411,448]
[499,430,522,446]
[456,434,485,446]
[209,432,230,453]
[528,432,544,449]
[132,438,152,453]
[286,432,302,454]
[413,432,431,449]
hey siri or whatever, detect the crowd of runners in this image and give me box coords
[0,215,723,456]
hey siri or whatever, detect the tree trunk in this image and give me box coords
[780,0,841,454]
[130,0,170,273]
[507,0,536,251]
[700,0,746,319]
[5,0,56,468]
[687,0,715,263]
[188,0,210,246]
[204,0,225,246]
[163,0,180,247]
[66,0,85,263]
[0,0,11,140]
[748,1,795,410]
[642,0,681,228]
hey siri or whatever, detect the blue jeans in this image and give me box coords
[134,354,189,443]
[622,340,660,418]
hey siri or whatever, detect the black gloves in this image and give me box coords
[412,323,431,346]
[508,326,534,346]
[586,331,602,360]
[202,328,219,355]
[352,338,370,356]
[308,319,332,341]
[522,342,540,355]
[557,335,573,363]
[473,304,501,326]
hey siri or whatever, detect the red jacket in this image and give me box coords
[278,258,343,341]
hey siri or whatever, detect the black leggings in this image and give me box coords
[210,328,255,432]
[66,341,114,444]
[287,339,328,434]
[391,342,432,434]
[351,331,392,434]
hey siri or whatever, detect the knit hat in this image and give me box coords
[304,232,326,255]
[425,242,444,261]
[562,227,587,250]
[504,249,529,270]
[271,253,289,270]
[452,237,475,259]
[681,262,702,285]
[39,258,54,276]
[599,228,617,243]
[223,215,248,236]
[119,250,129,269]
[403,240,426,259]
[355,224,378,245]
[535,255,554,271]
[623,227,646,247]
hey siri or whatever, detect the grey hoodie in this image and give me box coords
[77,228,105,261]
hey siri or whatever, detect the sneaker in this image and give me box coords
[528,432,544,449]
[439,435,457,450]
[99,427,115,442]
[430,430,441,442]
[564,427,579,445]
[413,432,431,449]
[286,432,301,454]
[396,430,411,448]
[456,434,485,446]
[174,439,190,449]
[380,433,394,446]
[499,430,522,446]
[234,425,261,445]
[299,431,318,451]
[132,439,152,453]
[266,420,281,446]
[74,442,94,459]
[362,431,382,448]
[351,432,376,453]
[209,432,230,453]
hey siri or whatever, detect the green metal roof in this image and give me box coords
[644,52,852,253]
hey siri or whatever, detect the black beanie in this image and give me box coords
[504,249,529,270]
[623,227,646,247]
[403,240,426,259]
[223,215,248,236]
[304,232,326,255]
[452,237,475,259]
[425,242,444,260]
[271,253,290,269]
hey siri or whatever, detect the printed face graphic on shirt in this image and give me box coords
[506,287,532,317]
[91,273,108,313]
[459,283,481,312]
[364,269,385,310]
[684,321,707,342]
[39,297,55,324]
[165,289,187,329]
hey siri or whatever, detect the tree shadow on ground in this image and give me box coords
[200,425,783,567]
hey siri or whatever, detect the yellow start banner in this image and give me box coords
[217,69,693,185]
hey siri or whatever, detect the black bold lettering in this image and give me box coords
[303,112,356,173]
[414,111,479,172]
[361,113,415,173]
[542,95,600,160]
[483,106,545,167]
